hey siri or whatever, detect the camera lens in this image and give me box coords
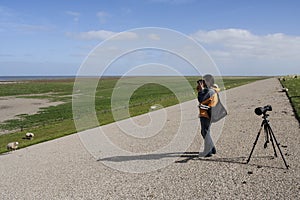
[255,107,263,115]
[254,105,272,116]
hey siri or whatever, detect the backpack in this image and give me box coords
[208,93,227,123]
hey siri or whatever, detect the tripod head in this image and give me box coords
[262,113,269,120]
[255,105,272,121]
[255,105,272,116]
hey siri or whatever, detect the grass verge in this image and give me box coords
[280,77,300,123]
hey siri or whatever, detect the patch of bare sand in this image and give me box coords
[0,96,63,123]
[0,82,19,84]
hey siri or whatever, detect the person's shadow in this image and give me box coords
[97,151,285,169]
[97,152,189,162]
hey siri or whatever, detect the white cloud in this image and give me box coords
[96,11,109,24]
[149,33,160,40]
[65,11,80,17]
[74,30,115,40]
[65,11,80,22]
[193,29,255,44]
[192,29,300,59]
[66,30,138,41]
[191,29,300,75]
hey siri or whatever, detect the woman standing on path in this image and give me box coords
[197,74,218,157]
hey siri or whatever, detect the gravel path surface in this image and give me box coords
[0,78,299,199]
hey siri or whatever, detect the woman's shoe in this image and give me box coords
[198,152,212,157]
[212,147,216,154]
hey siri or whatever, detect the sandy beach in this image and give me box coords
[0,78,299,199]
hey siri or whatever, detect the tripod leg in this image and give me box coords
[267,125,278,157]
[268,126,289,169]
[263,125,269,148]
[247,126,263,164]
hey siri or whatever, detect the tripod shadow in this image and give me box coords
[176,152,286,169]
[175,152,247,165]
[244,155,287,169]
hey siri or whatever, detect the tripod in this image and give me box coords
[246,114,289,169]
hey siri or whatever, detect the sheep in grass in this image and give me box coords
[25,132,34,140]
[7,142,19,151]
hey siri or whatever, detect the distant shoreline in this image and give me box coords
[0,75,272,82]
[0,76,76,82]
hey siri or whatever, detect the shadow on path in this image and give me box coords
[177,153,285,169]
[97,152,186,162]
[97,151,285,169]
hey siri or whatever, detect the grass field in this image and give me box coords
[280,77,300,123]
[0,76,266,154]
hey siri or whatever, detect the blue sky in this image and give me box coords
[0,0,300,76]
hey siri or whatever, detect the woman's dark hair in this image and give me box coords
[197,79,204,84]
[203,74,214,87]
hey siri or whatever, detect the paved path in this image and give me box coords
[0,78,299,199]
